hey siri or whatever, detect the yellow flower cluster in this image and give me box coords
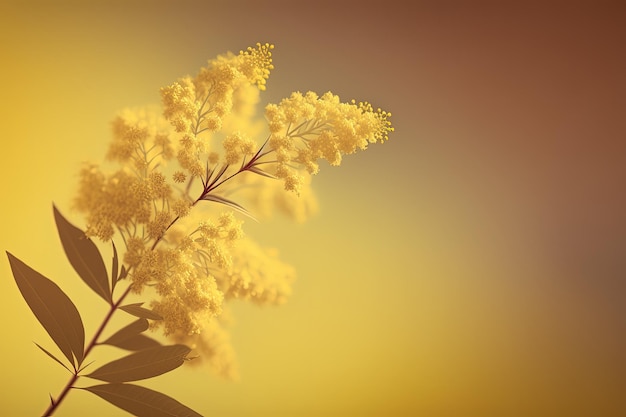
[147,249,224,336]
[71,43,392,380]
[222,131,256,165]
[127,247,223,336]
[192,212,244,269]
[265,91,394,193]
[143,212,243,335]
[160,77,199,134]
[215,238,295,305]
[160,43,274,179]
[108,106,175,166]
[74,165,160,241]
[171,317,239,380]
[75,106,179,242]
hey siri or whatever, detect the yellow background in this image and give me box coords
[0,1,624,416]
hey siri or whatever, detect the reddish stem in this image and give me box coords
[43,140,272,415]
[42,285,133,416]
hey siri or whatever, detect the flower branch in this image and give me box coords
[6,42,393,417]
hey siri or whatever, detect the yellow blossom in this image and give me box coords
[74,165,151,241]
[172,171,187,183]
[208,152,220,165]
[216,238,295,305]
[123,236,145,267]
[237,42,274,91]
[128,245,225,334]
[170,317,239,380]
[147,211,173,241]
[264,91,394,192]
[151,286,222,336]
[69,43,392,383]
[192,213,243,270]
[172,198,192,217]
[161,77,199,134]
[130,250,165,292]
[222,131,256,165]
[148,171,171,199]
[108,106,174,165]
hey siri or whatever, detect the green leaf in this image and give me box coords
[81,383,202,417]
[7,252,85,366]
[201,194,257,222]
[120,303,163,320]
[111,241,119,292]
[101,319,161,351]
[53,205,111,303]
[34,342,72,373]
[85,345,191,382]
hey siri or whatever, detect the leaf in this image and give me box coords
[108,334,162,352]
[119,265,128,281]
[103,319,148,343]
[7,252,85,366]
[78,360,97,373]
[248,166,277,179]
[202,194,257,222]
[81,383,202,417]
[120,303,163,320]
[53,205,111,303]
[102,319,161,351]
[34,342,71,373]
[85,344,191,382]
[111,241,119,291]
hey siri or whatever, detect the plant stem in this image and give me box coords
[42,285,133,416]
[203,144,271,196]
[43,140,272,415]
[42,179,195,415]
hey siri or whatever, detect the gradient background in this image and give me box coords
[0,1,624,416]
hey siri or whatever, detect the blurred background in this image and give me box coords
[0,1,624,416]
